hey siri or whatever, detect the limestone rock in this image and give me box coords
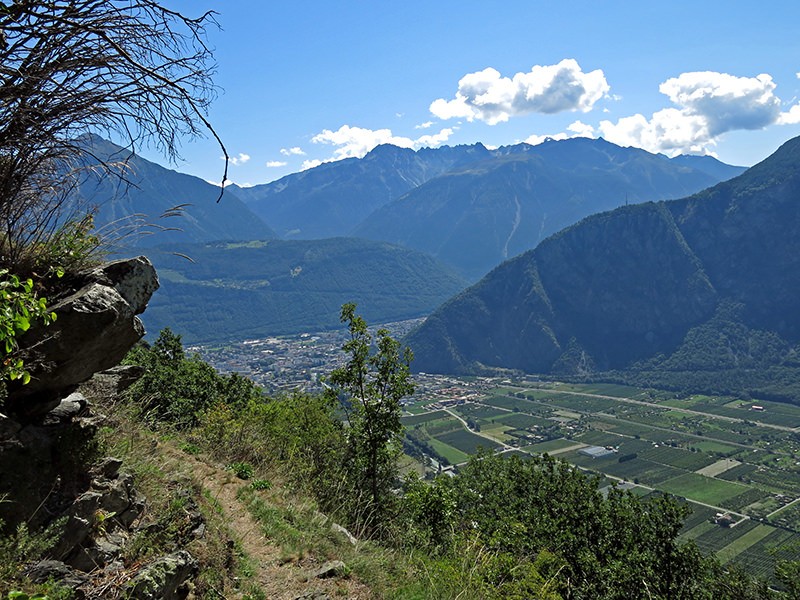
[330,522,357,546]
[42,392,89,425]
[310,560,347,579]
[5,256,158,419]
[25,560,88,596]
[125,550,199,600]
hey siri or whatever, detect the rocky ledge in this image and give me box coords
[4,256,159,419]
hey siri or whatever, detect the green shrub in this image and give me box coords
[0,269,57,385]
[228,462,254,480]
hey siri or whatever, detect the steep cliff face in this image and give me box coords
[407,136,800,375]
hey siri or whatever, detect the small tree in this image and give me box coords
[325,303,415,535]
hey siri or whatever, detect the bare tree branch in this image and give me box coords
[0,0,226,267]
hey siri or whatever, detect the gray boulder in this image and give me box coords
[125,550,199,600]
[5,256,158,418]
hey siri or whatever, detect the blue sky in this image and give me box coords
[154,1,800,187]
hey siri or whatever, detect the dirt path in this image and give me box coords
[158,444,372,599]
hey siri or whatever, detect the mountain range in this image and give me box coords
[70,135,758,347]
[352,138,744,278]
[141,237,466,344]
[73,135,275,247]
[77,136,743,281]
[230,143,492,239]
[406,136,800,390]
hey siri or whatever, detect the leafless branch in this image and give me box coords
[0,0,226,267]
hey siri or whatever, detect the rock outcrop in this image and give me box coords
[4,256,159,419]
[4,366,201,600]
[0,258,200,599]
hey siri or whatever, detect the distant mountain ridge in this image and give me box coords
[237,141,742,265]
[353,137,745,279]
[406,135,800,380]
[74,136,743,282]
[74,135,275,247]
[141,237,467,344]
[230,142,493,239]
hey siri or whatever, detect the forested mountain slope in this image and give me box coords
[406,136,800,386]
[142,237,466,343]
[74,135,275,246]
[232,142,492,238]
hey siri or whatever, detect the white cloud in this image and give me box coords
[415,127,455,147]
[659,71,781,135]
[600,71,786,155]
[228,153,250,166]
[778,103,800,125]
[521,121,594,147]
[600,109,711,155]
[567,120,595,136]
[524,132,569,145]
[310,124,456,163]
[280,146,306,156]
[301,159,323,171]
[266,160,287,168]
[430,59,610,125]
[415,121,435,129]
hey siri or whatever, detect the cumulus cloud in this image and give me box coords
[310,124,456,163]
[266,160,287,168]
[301,159,323,171]
[225,153,251,166]
[567,120,595,136]
[599,109,711,155]
[415,121,435,129]
[522,120,594,146]
[430,59,609,125]
[280,146,306,156]
[523,132,569,145]
[659,71,780,135]
[779,103,800,125]
[600,71,786,155]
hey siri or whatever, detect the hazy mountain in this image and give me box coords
[74,135,275,247]
[141,237,467,343]
[406,135,800,378]
[354,137,745,279]
[231,143,492,238]
[668,153,746,181]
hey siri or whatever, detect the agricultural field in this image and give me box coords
[435,429,501,455]
[402,376,800,582]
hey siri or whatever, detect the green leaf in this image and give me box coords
[14,314,30,332]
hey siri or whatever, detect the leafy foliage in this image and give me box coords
[0,270,56,385]
[325,303,415,536]
[124,328,263,428]
[113,319,795,598]
[0,517,66,596]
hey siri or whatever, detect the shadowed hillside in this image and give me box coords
[407,136,800,388]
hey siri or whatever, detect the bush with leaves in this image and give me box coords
[124,328,263,428]
[0,270,56,386]
[413,451,720,599]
